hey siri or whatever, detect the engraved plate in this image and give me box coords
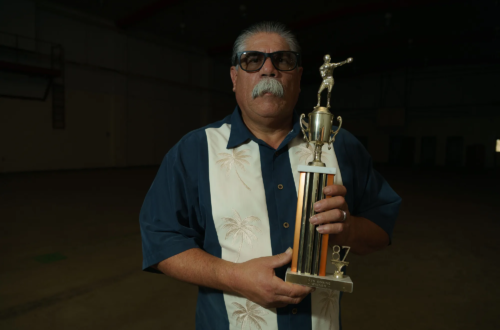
[285,268,353,293]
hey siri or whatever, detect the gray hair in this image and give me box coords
[232,22,301,67]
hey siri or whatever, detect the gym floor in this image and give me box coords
[1,167,498,329]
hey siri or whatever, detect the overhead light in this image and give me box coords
[496,139,500,152]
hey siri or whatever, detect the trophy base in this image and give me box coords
[285,268,353,293]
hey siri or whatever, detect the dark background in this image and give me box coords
[0,0,499,329]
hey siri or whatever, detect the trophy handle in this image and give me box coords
[299,113,310,146]
[328,116,342,150]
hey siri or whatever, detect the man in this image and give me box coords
[140,22,401,330]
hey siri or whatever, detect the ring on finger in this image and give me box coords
[341,210,347,222]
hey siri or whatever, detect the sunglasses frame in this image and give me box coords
[234,51,302,72]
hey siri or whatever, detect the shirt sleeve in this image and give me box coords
[139,134,205,273]
[342,130,402,242]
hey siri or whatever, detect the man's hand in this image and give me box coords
[309,184,391,254]
[309,184,351,242]
[229,248,313,309]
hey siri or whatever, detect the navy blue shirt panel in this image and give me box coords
[335,128,400,242]
[140,116,231,273]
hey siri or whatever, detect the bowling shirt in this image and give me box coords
[140,106,401,330]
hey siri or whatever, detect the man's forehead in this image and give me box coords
[244,32,291,51]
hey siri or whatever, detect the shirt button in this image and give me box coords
[283,222,289,228]
[292,308,298,314]
[278,184,284,189]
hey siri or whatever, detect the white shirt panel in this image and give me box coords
[206,124,279,330]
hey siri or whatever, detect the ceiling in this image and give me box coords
[39,0,500,83]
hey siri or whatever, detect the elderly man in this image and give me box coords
[140,22,401,330]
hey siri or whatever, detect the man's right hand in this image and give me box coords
[228,248,313,308]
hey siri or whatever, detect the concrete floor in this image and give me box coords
[0,167,498,329]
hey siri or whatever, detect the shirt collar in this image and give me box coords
[227,106,302,151]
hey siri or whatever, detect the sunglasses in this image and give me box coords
[234,51,301,72]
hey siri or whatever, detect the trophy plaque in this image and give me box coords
[285,55,354,293]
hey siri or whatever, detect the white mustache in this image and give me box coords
[252,78,284,99]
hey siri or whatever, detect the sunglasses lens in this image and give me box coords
[272,52,297,71]
[240,52,264,71]
[238,52,298,71]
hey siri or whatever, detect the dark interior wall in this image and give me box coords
[0,0,234,173]
[1,0,499,173]
[298,65,500,168]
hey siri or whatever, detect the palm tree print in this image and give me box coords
[217,148,251,190]
[221,210,262,263]
[319,289,338,330]
[232,300,268,330]
[295,144,314,164]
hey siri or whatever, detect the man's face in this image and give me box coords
[230,33,303,122]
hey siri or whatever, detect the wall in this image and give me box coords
[1,1,498,172]
[300,65,500,168]
[0,0,234,173]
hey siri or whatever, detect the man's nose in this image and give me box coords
[260,57,277,77]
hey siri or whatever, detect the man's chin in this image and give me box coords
[248,100,289,118]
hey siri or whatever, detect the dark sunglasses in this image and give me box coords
[234,51,301,72]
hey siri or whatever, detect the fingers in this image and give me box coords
[313,195,347,214]
[274,280,313,297]
[241,251,314,309]
[273,295,305,307]
[273,277,312,305]
[316,222,344,234]
[323,184,346,197]
[310,191,349,234]
[310,208,345,225]
[252,275,313,309]
[268,247,293,269]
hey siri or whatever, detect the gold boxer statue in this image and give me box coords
[317,55,353,108]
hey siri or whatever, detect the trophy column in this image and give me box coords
[291,168,334,277]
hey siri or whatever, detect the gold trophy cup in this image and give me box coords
[285,55,354,292]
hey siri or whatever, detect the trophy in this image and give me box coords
[285,55,354,292]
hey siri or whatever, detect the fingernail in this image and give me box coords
[314,202,322,212]
[310,216,318,224]
[316,226,324,233]
[286,247,292,254]
[323,186,331,195]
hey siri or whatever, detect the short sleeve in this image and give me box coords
[341,130,402,242]
[139,136,205,273]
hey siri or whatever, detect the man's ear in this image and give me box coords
[230,66,238,92]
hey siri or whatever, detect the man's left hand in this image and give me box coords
[309,185,350,239]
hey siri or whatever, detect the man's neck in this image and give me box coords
[240,111,293,150]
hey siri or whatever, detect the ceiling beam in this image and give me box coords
[116,0,182,29]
